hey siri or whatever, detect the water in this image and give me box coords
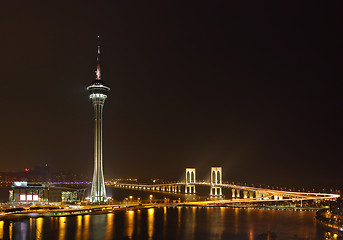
[0,207,328,240]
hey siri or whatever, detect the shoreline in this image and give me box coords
[0,203,322,222]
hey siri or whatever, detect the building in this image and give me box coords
[9,182,81,205]
[87,36,110,203]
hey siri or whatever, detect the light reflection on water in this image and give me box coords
[126,210,134,239]
[147,208,154,240]
[0,221,3,239]
[83,214,90,240]
[136,209,142,236]
[163,207,167,239]
[177,206,181,238]
[9,221,12,240]
[36,217,43,240]
[208,206,225,240]
[1,207,329,240]
[234,207,239,234]
[58,217,66,240]
[75,215,82,240]
[106,213,114,240]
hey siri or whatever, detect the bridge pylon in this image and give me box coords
[232,188,240,198]
[185,168,196,194]
[210,167,222,196]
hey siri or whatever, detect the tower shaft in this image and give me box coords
[90,96,107,203]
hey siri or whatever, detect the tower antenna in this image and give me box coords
[96,35,101,80]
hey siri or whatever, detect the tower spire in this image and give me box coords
[96,35,101,80]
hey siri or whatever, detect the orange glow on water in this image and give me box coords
[75,215,82,240]
[0,221,3,239]
[36,218,43,240]
[83,215,90,240]
[9,222,12,240]
[126,210,135,239]
[148,208,155,240]
[58,217,66,240]
[106,213,114,240]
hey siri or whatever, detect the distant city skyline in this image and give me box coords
[0,2,341,190]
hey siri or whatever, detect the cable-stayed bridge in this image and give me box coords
[110,166,339,204]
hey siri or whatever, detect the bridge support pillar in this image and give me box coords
[274,195,282,200]
[243,191,248,199]
[210,187,222,196]
[185,185,196,194]
[232,189,236,198]
[185,168,196,194]
[256,191,262,200]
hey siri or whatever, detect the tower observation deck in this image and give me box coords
[87,36,110,203]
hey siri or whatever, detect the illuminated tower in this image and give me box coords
[87,37,110,203]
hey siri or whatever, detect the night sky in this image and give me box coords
[1,1,342,189]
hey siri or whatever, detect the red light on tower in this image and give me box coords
[25,168,29,172]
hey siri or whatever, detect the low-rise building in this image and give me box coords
[9,182,80,205]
